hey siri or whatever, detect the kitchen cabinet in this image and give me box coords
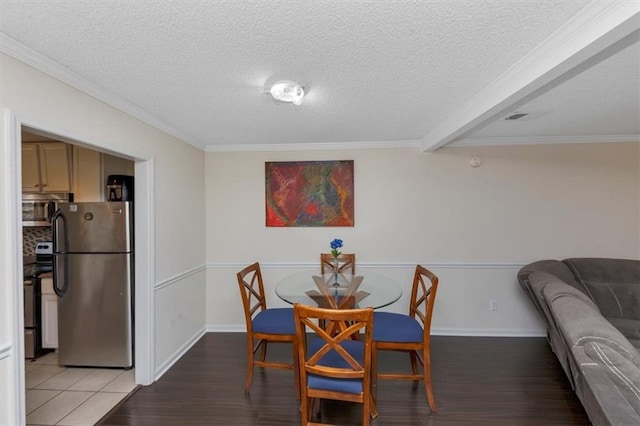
[22,142,72,193]
[41,277,58,349]
[72,146,135,201]
[72,145,103,201]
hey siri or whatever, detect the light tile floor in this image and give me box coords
[25,352,136,425]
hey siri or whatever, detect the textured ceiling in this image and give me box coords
[1,1,638,151]
[457,39,640,144]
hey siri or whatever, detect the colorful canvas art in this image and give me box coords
[265,160,354,227]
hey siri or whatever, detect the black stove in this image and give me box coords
[24,241,53,278]
[23,263,53,279]
[23,242,54,360]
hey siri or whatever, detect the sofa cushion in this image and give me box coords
[563,258,640,321]
[607,317,640,351]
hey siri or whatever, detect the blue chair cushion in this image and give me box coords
[252,308,296,335]
[373,312,423,343]
[307,338,364,395]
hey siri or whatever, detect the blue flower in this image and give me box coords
[330,238,343,257]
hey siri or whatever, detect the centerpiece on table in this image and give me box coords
[330,238,343,285]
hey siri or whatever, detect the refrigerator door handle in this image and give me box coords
[51,208,64,252]
[53,254,68,297]
[51,209,68,297]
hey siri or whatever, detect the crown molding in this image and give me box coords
[0,32,206,151]
[451,134,640,147]
[205,139,421,152]
[419,1,640,152]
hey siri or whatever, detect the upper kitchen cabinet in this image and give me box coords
[72,145,102,201]
[72,145,134,201]
[22,142,72,192]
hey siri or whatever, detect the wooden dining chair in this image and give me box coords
[316,258,357,331]
[293,303,376,426]
[372,265,439,412]
[320,253,356,274]
[236,262,298,396]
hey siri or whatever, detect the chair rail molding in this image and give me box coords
[154,264,207,291]
[206,261,525,269]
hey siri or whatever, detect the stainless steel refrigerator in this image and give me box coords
[52,201,133,367]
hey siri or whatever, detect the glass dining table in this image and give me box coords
[275,269,403,309]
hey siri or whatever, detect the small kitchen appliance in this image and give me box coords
[106,174,134,202]
[22,192,73,227]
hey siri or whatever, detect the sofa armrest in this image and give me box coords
[578,354,640,426]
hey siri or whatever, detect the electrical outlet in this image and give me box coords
[490,300,498,311]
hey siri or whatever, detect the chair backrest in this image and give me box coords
[410,265,439,340]
[237,262,267,331]
[293,303,374,385]
[320,253,356,274]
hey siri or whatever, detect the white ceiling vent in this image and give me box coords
[504,112,529,120]
[503,111,549,121]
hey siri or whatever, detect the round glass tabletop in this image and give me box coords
[275,269,403,309]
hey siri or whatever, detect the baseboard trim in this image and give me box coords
[154,326,207,381]
[432,328,546,337]
[206,325,246,333]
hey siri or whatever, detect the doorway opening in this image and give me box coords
[4,115,155,424]
[21,129,139,422]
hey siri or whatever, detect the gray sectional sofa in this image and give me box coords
[517,258,640,426]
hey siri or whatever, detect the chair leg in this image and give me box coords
[260,339,268,362]
[292,346,300,400]
[369,394,378,420]
[244,337,254,394]
[423,347,437,412]
[363,394,370,426]
[409,350,420,377]
[299,396,311,425]
[371,345,378,404]
[311,397,321,422]
[371,345,378,420]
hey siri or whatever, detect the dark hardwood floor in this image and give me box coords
[99,333,590,425]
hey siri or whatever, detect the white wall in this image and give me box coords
[0,53,206,425]
[205,143,640,333]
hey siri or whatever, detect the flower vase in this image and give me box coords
[333,256,339,286]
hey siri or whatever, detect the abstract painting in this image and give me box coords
[265,160,354,227]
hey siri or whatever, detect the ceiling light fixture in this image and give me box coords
[269,80,304,105]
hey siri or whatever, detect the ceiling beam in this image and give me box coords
[419,1,640,152]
